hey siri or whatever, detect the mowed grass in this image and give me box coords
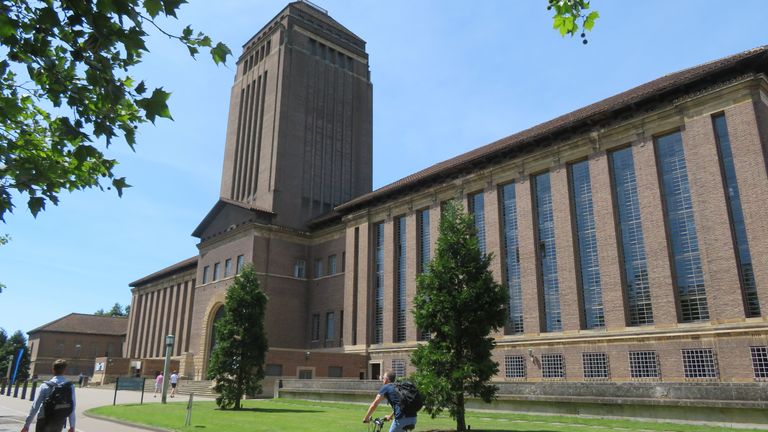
[88,398,762,432]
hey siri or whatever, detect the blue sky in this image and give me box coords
[0,0,765,336]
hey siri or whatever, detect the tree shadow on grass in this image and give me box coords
[214,407,323,414]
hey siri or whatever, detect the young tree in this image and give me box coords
[0,330,30,381]
[207,265,268,409]
[411,201,508,432]
[95,302,128,317]
[0,0,230,221]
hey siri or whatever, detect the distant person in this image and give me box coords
[363,369,417,432]
[153,371,163,398]
[169,371,179,398]
[21,358,76,432]
[77,373,84,388]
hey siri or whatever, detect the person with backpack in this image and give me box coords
[363,369,419,432]
[21,358,75,432]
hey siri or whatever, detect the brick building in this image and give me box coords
[124,0,768,392]
[27,313,127,377]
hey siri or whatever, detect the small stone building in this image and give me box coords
[27,313,127,377]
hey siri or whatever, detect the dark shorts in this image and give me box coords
[171,383,177,388]
[36,418,67,432]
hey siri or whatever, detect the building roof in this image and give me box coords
[129,256,198,288]
[336,45,768,213]
[28,313,127,336]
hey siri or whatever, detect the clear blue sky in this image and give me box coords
[0,0,765,336]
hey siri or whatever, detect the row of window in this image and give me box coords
[371,114,759,340]
[52,341,115,358]
[294,252,346,279]
[264,363,344,378]
[310,311,343,346]
[242,40,271,75]
[503,346,768,381]
[202,255,245,284]
[308,38,355,72]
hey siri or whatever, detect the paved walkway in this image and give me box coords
[0,386,210,432]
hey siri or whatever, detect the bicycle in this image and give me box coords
[366,417,416,432]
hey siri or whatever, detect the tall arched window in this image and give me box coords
[208,306,226,357]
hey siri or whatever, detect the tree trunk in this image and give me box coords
[456,392,466,431]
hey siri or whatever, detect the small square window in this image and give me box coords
[629,351,660,380]
[265,364,283,376]
[294,259,306,278]
[682,348,718,379]
[202,266,210,284]
[213,262,221,281]
[541,353,565,380]
[504,355,526,380]
[392,359,406,378]
[236,255,245,274]
[328,366,343,378]
[750,347,768,380]
[224,258,232,277]
[582,352,609,380]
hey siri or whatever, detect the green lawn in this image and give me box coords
[88,399,759,432]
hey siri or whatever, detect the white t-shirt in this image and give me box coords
[170,373,179,384]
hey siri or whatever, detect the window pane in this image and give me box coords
[629,351,660,379]
[395,216,407,342]
[236,255,245,274]
[570,161,604,329]
[373,223,385,344]
[582,352,609,380]
[541,353,565,379]
[682,348,718,379]
[504,355,526,379]
[500,183,523,334]
[534,172,562,332]
[469,192,487,254]
[224,258,232,277]
[213,262,221,281]
[610,148,654,325]
[328,254,337,275]
[713,115,760,317]
[657,132,709,322]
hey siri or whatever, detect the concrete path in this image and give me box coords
[0,386,212,432]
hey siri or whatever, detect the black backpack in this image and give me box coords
[394,381,423,416]
[41,380,74,422]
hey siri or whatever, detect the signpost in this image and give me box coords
[161,335,174,403]
[184,393,194,426]
[113,376,146,405]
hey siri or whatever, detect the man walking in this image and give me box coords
[363,370,417,432]
[169,371,179,398]
[21,359,76,432]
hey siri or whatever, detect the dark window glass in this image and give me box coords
[224,258,232,277]
[611,147,653,325]
[541,353,565,379]
[395,216,407,342]
[629,351,660,379]
[534,172,562,332]
[311,314,320,341]
[469,192,487,254]
[373,223,385,344]
[328,254,337,275]
[213,262,221,281]
[750,346,768,380]
[570,161,604,329]
[417,208,430,274]
[236,255,245,274]
[265,364,283,376]
[713,115,760,317]
[582,352,609,380]
[500,183,524,334]
[325,312,335,342]
[656,132,709,322]
[202,266,210,284]
[504,355,526,379]
[682,348,718,379]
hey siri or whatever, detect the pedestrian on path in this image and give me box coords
[169,371,179,398]
[21,358,76,432]
[153,372,163,398]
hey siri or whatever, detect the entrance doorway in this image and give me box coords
[369,362,382,381]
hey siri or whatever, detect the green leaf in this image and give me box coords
[162,0,187,17]
[143,0,162,18]
[136,88,173,123]
[135,80,147,95]
[111,177,132,197]
[211,42,232,65]
[28,197,45,217]
[0,15,16,39]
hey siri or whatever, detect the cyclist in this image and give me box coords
[363,370,417,432]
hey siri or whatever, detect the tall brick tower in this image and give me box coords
[218,1,373,230]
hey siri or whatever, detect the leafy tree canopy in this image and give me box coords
[0,0,231,222]
[411,201,508,432]
[0,329,30,381]
[548,0,599,44]
[207,265,268,409]
[94,302,129,317]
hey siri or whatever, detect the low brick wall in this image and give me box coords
[276,379,768,426]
